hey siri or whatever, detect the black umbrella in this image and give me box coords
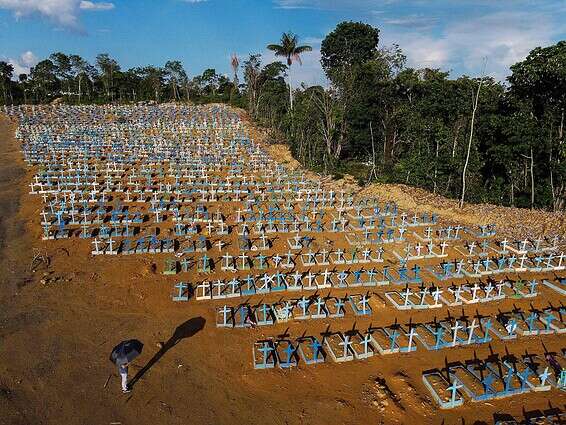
[110,339,144,366]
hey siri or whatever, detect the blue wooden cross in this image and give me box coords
[173,282,189,301]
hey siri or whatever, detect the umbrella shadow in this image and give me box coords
[129,316,206,388]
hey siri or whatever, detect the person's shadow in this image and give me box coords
[129,316,205,388]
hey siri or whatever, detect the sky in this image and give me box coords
[1,0,565,85]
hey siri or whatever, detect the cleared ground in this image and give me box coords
[0,112,565,425]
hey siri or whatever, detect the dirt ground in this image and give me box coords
[1,112,565,425]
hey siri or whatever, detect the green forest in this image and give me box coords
[1,22,565,212]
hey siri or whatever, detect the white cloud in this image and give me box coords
[382,10,559,80]
[274,0,378,10]
[0,0,114,30]
[19,50,38,67]
[0,0,80,28]
[2,50,38,79]
[79,1,114,11]
[273,0,565,80]
[383,14,438,31]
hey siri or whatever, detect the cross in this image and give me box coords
[279,301,293,320]
[259,303,271,322]
[260,273,273,290]
[297,296,310,315]
[219,305,231,325]
[505,318,518,335]
[318,269,331,286]
[361,334,372,355]
[557,252,564,268]
[415,243,422,257]
[447,378,463,404]
[282,344,295,365]
[470,282,481,301]
[433,326,444,349]
[450,286,463,303]
[519,253,528,269]
[480,319,492,343]
[358,295,370,314]
[517,367,532,389]
[468,241,476,255]
[406,327,416,351]
[400,287,413,306]
[528,279,538,295]
[525,312,538,331]
[543,310,556,331]
[538,367,551,386]
[216,240,224,251]
[92,238,101,254]
[305,272,317,288]
[338,335,352,358]
[427,242,435,255]
[291,271,302,287]
[227,278,240,294]
[495,281,506,297]
[200,255,209,271]
[239,252,248,269]
[451,321,462,346]
[258,342,274,366]
[418,287,428,305]
[314,297,326,316]
[272,254,282,267]
[482,373,495,394]
[484,282,494,299]
[222,253,233,270]
[40,210,49,224]
[388,329,399,350]
[466,319,478,344]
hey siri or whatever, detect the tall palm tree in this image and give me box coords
[267,32,312,110]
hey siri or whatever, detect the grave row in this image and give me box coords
[214,294,371,327]
[251,314,565,369]
[188,268,558,300]
[423,351,566,408]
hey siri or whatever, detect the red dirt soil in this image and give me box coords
[0,112,565,425]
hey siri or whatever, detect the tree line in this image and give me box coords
[1,22,564,211]
[0,53,240,105]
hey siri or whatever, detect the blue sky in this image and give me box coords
[1,0,565,85]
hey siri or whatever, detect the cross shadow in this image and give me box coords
[128,316,206,389]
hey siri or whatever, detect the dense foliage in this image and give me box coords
[1,25,564,210]
[0,53,242,106]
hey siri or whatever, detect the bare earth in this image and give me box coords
[1,112,565,425]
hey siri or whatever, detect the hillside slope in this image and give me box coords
[241,112,566,241]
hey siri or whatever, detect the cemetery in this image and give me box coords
[1,103,565,424]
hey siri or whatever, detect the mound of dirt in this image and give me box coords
[240,111,566,242]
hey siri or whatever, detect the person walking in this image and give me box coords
[110,339,143,394]
[118,362,130,393]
